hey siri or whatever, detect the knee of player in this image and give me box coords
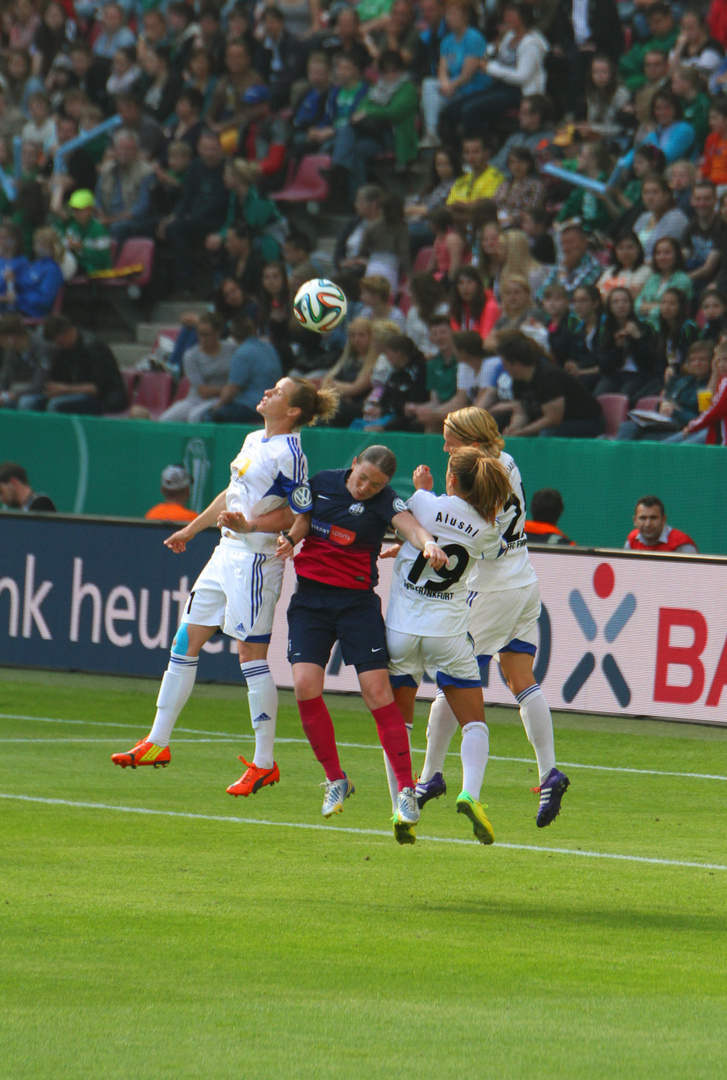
[171,624,202,657]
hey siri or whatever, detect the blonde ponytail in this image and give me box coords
[448,447,511,524]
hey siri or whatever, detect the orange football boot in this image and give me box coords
[111,739,171,769]
[226,756,280,796]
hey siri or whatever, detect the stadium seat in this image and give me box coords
[411,247,434,276]
[99,237,155,289]
[398,292,412,315]
[133,372,173,419]
[635,396,661,411]
[171,376,190,403]
[271,155,331,203]
[598,393,629,437]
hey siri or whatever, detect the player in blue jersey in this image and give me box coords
[384,447,512,844]
[112,377,339,799]
[276,445,448,843]
[411,406,570,827]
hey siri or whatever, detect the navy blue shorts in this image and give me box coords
[287,579,389,673]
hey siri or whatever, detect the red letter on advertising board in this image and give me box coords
[706,636,727,707]
[654,609,707,704]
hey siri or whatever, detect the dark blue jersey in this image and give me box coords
[293,468,407,590]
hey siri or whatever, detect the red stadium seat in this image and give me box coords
[172,376,190,403]
[133,372,173,419]
[411,247,434,276]
[598,393,629,437]
[271,155,331,203]
[99,237,155,288]
[635,396,661,411]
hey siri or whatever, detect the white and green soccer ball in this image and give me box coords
[293,278,348,333]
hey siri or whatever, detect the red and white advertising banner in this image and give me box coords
[265,549,727,725]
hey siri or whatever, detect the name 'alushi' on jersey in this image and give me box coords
[466,451,538,595]
[385,488,505,638]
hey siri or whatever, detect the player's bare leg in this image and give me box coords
[499,652,569,827]
[442,685,494,845]
[111,623,217,768]
[227,640,281,797]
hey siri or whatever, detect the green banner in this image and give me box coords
[1,412,724,553]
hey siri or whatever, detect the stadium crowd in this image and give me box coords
[1,0,727,443]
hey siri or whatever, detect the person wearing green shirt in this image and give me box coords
[405,315,460,432]
[62,189,113,276]
[672,66,710,149]
[619,3,679,93]
[358,49,419,168]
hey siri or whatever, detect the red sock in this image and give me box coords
[297,696,345,781]
[372,702,414,791]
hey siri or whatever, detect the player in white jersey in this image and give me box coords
[384,447,512,843]
[111,377,339,798]
[413,407,570,828]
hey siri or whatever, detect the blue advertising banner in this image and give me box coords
[0,515,244,680]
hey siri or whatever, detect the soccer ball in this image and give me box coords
[293,278,348,333]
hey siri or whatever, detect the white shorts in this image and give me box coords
[467,581,541,662]
[180,537,284,642]
[386,627,481,688]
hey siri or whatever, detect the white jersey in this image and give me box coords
[385,489,505,637]
[467,451,538,594]
[224,430,312,554]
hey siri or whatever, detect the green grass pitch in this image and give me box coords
[1,668,726,1080]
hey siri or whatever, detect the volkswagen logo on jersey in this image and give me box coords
[349,502,365,515]
[393,498,407,514]
[291,485,313,510]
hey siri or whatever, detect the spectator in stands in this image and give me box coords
[139,45,184,126]
[655,287,699,375]
[22,92,58,155]
[290,51,333,156]
[194,7,226,70]
[635,236,692,324]
[577,54,632,141]
[459,1,549,136]
[166,2,199,76]
[164,87,206,153]
[257,261,296,371]
[594,286,661,404]
[538,221,602,299]
[20,314,127,415]
[0,462,56,512]
[420,0,488,145]
[446,133,504,228]
[499,225,549,296]
[405,144,460,253]
[50,113,99,196]
[671,65,710,147]
[698,286,727,341]
[3,48,42,117]
[548,0,623,115]
[617,338,713,440]
[183,48,219,117]
[524,488,575,545]
[411,0,447,87]
[92,2,136,61]
[320,8,371,72]
[425,208,465,282]
[0,315,52,409]
[364,0,419,65]
[521,206,556,265]
[12,228,65,319]
[203,315,282,424]
[354,192,411,289]
[160,129,227,297]
[404,314,459,430]
[701,98,727,187]
[283,229,319,295]
[565,283,603,392]
[160,311,236,422]
[0,86,24,141]
[217,223,264,298]
[359,332,427,430]
[107,46,142,100]
[335,183,383,273]
[491,93,554,174]
[145,465,197,523]
[628,49,670,129]
[95,128,155,246]
[683,181,726,292]
[484,273,548,351]
[68,41,110,112]
[353,48,419,174]
[620,3,679,93]
[450,265,500,338]
[498,328,606,437]
[668,8,723,79]
[323,315,378,427]
[254,6,305,109]
[206,39,261,136]
[0,224,31,307]
[633,172,690,260]
[115,92,165,161]
[405,273,449,354]
[677,341,727,442]
[542,281,580,366]
[493,146,545,228]
[310,53,370,208]
[236,85,288,192]
[557,142,613,235]
[358,274,405,329]
[56,189,113,277]
[598,231,651,301]
[624,495,698,552]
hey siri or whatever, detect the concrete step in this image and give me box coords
[136,321,177,346]
[112,342,150,368]
[151,300,209,323]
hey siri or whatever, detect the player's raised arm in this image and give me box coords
[164,490,228,552]
[413,465,434,491]
[390,509,447,569]
[217,506,295,535]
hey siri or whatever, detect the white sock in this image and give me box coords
[461,721,489,801]
[419,691,459,782]
[516,684,556,784]
[241,661,278,769]
[148,654,198,747]
[384,722,412,813]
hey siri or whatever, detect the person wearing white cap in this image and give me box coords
[144,464,197,523]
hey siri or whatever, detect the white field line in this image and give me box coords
[2,713,726,783]
[1,792,725,872]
